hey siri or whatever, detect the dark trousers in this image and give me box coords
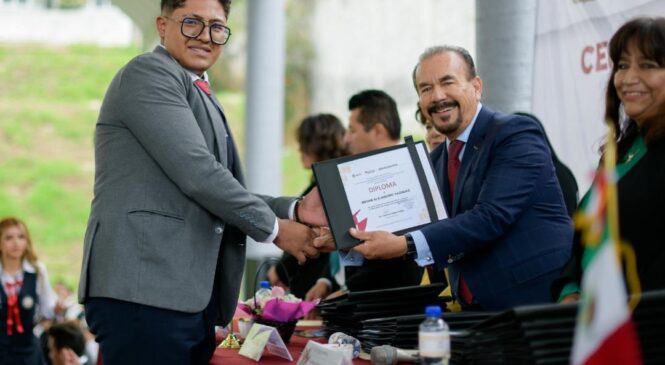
[0,335,45,365]
[85,294,218,365]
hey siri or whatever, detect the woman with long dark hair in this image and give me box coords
[554,16,665,302]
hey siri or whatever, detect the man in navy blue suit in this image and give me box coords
[351,46,573,311]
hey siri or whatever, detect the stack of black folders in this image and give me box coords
[317,283,493,354]
[320,286,665,364]
[452,289,665,365]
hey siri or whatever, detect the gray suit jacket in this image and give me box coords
[78,46,294,325]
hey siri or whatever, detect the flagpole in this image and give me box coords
[602,122,621,260]
[604,121,641,310]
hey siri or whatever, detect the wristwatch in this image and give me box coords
[404,233,417,259]
[293,197,304,223]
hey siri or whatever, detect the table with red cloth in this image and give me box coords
[210,324,371,365]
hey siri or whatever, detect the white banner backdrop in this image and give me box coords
[532,0,665,193]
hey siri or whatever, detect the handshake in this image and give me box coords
[274,187,336,265]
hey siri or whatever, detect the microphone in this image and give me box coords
[370,345,419,365]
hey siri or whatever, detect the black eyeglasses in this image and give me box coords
[165,16,232,45]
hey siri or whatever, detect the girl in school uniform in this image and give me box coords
[1,217,56,364]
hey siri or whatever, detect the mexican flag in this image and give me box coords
[570,136,642,365]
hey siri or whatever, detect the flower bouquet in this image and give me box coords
[237,286,318,343]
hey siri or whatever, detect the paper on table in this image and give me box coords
[238,323,293,362]
[296,341,353,365]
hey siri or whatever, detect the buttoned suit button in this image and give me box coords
[214,226,223,234]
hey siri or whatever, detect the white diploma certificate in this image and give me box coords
[337,144,445,232]
[313,139,446,249]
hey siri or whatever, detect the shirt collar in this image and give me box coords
[22,259,36,273]
[0,259,35,283]
[157,44,209,83]
[446,102,482,149]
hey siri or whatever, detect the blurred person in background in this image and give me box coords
[267,114,349,299]
[0,217,56,365]
[46,321,90,365]
[40,281,97,365]
[554,16,665,303]
[53,281,83,323]
[306,90,424,301]
[416,105,446,152]
[514,112,579,217]
[413,65,446,152]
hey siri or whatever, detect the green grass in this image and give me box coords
[0,44,140,102]
[0,44,309,290]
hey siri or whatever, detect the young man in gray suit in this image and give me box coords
[78,0,325,363]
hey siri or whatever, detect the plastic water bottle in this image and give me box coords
[419,305,450,365]
[255,280,272,307]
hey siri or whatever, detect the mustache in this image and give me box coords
[427,100,458,115]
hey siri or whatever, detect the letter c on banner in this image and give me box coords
[581,45,594,74]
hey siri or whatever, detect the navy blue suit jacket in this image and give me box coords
[421,106,572,311]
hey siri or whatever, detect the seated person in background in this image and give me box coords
[0,217,56,365]
[348,46,572,311]
[553,16,665,303]
[54,281,84,323]
[306,89,424,301]
[416,105,446,151]
[40,282,99,365]
[267,114,349,299]
[514,112,579,217]
[46,322,90,365]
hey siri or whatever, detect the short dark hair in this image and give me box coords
[348,90,401,140]
[47,322,86,357]
[297,114,349,162]
[605,16,665,147]
[161,0,231,17]
[413,45,477,91]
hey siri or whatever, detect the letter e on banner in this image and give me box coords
[596,41,609,71]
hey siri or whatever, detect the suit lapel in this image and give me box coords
[452,106,492,215]
[152,46,244,182]
[196,87,230,166]
[431,145,452,213]
[207,94,244,182]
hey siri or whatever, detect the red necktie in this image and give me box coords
[194,79,211,95]
[447,140,474,304]
[447,140,465,199]
[4,280,24,335]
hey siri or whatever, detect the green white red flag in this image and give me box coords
[571,128,642,365]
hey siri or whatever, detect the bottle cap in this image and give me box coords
[260,281,270,289]
[425,305,442,317]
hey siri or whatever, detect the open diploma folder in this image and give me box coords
[313,137,447,250]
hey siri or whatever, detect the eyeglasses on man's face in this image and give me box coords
[165,16,232,45]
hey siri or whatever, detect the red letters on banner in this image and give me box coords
[581,41,610,74]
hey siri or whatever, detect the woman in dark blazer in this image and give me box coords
[554,16,665,302]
